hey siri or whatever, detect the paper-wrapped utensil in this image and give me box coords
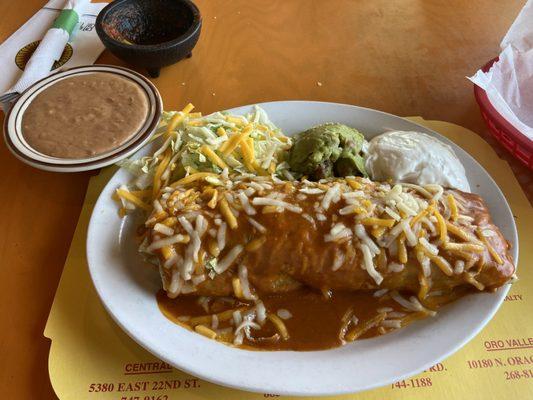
[0,0,91,108]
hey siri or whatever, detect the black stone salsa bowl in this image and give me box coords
[96,0,201,77]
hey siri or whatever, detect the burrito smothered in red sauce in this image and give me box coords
[142,173,514,350]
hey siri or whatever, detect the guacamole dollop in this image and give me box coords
[288,123,367,180]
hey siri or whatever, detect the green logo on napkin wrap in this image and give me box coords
[52,9,80,36]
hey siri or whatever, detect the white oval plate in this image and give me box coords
[3,65,162,172]
[87,101,518,396]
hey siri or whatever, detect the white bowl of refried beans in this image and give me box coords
[3,65,162,172]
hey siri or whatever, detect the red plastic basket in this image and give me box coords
[473,57,533,169]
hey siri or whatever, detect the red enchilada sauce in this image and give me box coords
[156,288,462,351]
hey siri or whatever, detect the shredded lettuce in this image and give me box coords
[117,105,293,191]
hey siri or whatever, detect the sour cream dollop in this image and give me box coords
[365,131,470,192]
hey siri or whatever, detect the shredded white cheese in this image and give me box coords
[381,320,402,329]
[360,244,383,285]
[332,249,345,271]
[401,220,417,247]
[419,237,439,255]
[255,300,266,324]
[237,192,257,215]
[247,217,267,233]
[355,224,381,255]
[252,197,302,213]
[325,223,352,242]
[299,187,324,195]
[215,245,243,274]
[238,264,257,300]
[321,184,341,210]
[388,262,405,273]
[454,260,465,274]
[316,213,327,221]
[211,314,219,330]
[146,234,189,252]
[276,309,293,320]
[374,289,389,298]
[384,206,401,221]
[416,251,431,277]
[217,222,227,252]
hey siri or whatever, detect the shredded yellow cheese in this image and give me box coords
[262,205,283,214]
[267,313,289,340]
[345,313,387,341]
[433,208,448,242]
[444,242,485,253]
[427,254,453,276]
[246,137,255,159]
[346,178,362,190]
[160,246,174,260]
[446,222,481,244]
[207,190,218,209]
[476,228,504,265]
[399,311,429,327]
[181,103,195,114]
[225,115,245,125]
[371,226,387,239]
[411,206,432,227]
[464,273,485,291]
[202,186,215,197]
[146,211,169,226]
[216,127,227,137]
[398,234,408,264]
[116,189,151,210]
[187,120,204,127]
[361,199,372,209]
[447,194,459,221]
[194,324,217,339]
[152,149,172,199]
[219,197,238,229]
[188,307,249,326]
[361,217,395,228]
[418,272,430,300]
[232,277,244,299]
[171,172,217,187]
[200,145,228,169]
[130,189,151,198]
[219,126,252,156]
[161,217,177,227]
[165,103,194,137]
[245,236,267,251]
[239,139,256,172]
[208,239,220,257]
[254,164,270,176]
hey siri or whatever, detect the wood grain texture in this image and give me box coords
[0,1,529,399]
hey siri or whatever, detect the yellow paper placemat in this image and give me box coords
[45,119,533,400]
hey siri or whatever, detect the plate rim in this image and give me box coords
[86,100,518,396]
[3,64,162,172]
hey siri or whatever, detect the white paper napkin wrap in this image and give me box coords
[468,0,533,141]
[0,0,106,99]
[9,28,70,95]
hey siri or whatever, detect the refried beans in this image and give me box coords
[21,72,149,159]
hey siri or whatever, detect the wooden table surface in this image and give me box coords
[0,1,531,398]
